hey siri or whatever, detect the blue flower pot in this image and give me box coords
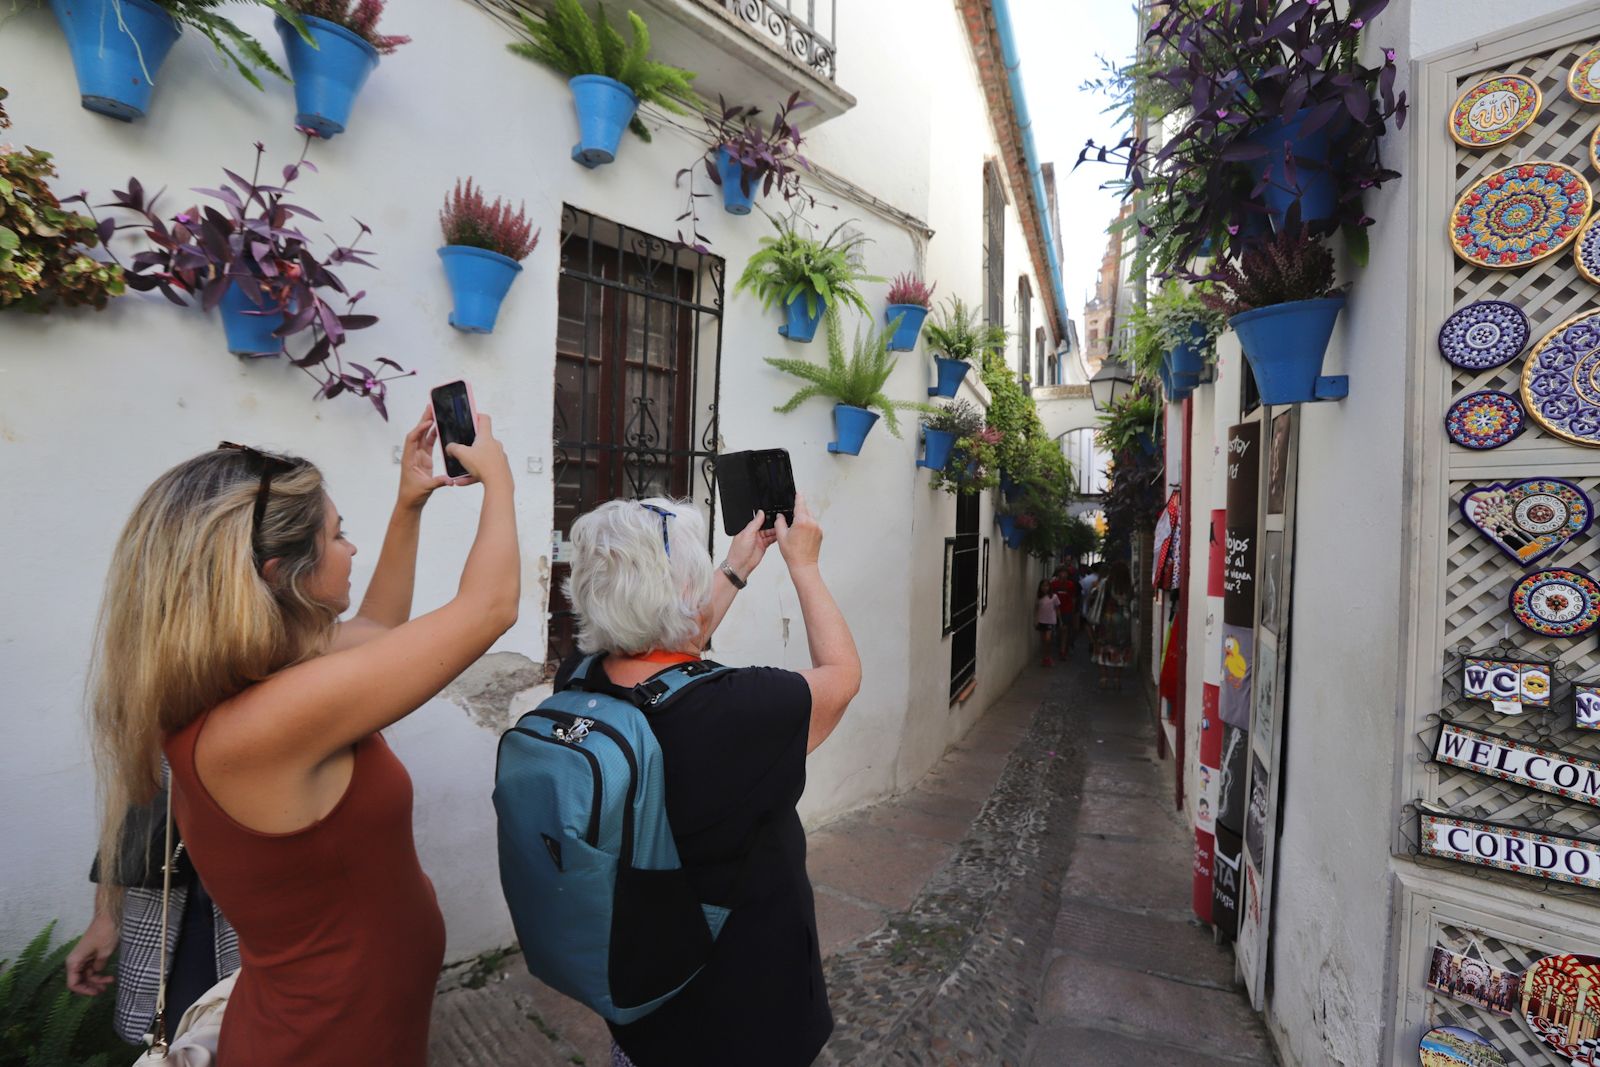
[928,356,969,398]
[276,15,379,139]
[1000,471,1023,503]
[1244,107,1340,229]
[918,427,957,471]
[1169,322,1207,381]
[716,147,754,215]
[1228,295,1349,405]
[827,404,880,455]
[1159,354,1194,402]
[50,0,180,121]
[997,514,1019,546]
[438,245,523,334]
[778,292,825,343]
[885,303,929,352]
[219,283,287,356]
[569,75,637,168]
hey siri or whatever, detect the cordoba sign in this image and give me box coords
[1434,721,1600,808]
[1420,808,1600,890]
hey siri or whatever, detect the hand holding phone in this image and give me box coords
[716,449,797,536]
[431,380,478,483]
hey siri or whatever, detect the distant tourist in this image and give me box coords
[1036,579,1060,667]
[1090,562,1134,689]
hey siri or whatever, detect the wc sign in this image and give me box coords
[1463,657,1550,715]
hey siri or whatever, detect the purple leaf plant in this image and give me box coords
[675,92,815,251]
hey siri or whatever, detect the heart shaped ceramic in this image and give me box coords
[1460,478,1592,566]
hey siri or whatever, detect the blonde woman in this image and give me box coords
[88,408,518,1066]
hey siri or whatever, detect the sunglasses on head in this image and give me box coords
[638,502,675,558]
[218,441,298,555]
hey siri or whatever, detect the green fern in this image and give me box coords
[736,216,881,320]
[765,308,931,438]
[0,921,129,1067]
[509,0,699,142]
[922,296,1008,364]
[133,0,310,90]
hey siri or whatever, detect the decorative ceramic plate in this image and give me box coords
[1521,310,1600,447]
[1450,75,1542,148]
[1461,478,1591,565]
[1450,162,1593,269]
[1570,44,1600,105]
[1446,391,1525,449]
[1578,212,1600,286]
[1438,300,1529,368]
[1510,569,1600,638]
[1418,1025,1507,1067]
[1521,955,1600,1063]
[1592,124,1600,174]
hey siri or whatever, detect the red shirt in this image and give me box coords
[1051,577,1077,614]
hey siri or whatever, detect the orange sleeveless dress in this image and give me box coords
[165,716,445,1066]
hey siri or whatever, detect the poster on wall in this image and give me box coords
[1212,824,1243,942]
[1197,763,1219,834]
[1245,752,1270,872]
[1224,422,1261,628]
[1220,624,1254,729]
[1260,531,1285,635]
[1194,678,1224,926]
[1267,411,1291,516]
[1217,724,1251,835]
[1425,945,1519,1017]
[1253,639,1278,761]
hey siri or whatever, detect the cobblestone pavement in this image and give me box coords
[429,651,1277,1066]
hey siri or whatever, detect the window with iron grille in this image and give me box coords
[549,207,724,665]
[1016,275,1031,377]
[948,491,981,699]
[983,162,1006,330]
[1035,327,1047,385]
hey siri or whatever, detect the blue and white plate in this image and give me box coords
[1438,300,1530,369]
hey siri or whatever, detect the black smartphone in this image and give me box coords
[430,380,478,481]
[717,449,796,536]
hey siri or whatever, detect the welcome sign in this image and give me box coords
[1435,722,1600,808]
[1420,809,1600,890]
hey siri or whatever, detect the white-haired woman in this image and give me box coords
[86,408,519,1065]
[555,493,861,1067]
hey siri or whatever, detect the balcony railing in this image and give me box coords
[712,0,837,82]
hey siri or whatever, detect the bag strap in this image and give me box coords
[144,783,184,1057]
[565,653,734,711]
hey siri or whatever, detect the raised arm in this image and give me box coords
[697,511,776,649]
[775,494,862,753]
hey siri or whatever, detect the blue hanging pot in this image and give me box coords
[778,292,825,343]
[438,246,523,334]
[1243,107,1341,230]
[885,303,930,352]
[928,356,969,398]
[1160,352,1194,402]
[219,283,287,356]
[569,75,637,168]
[918,427,957,471]
[716,147,755,215]
[276,15,379,139]
[1229,295,1349,405]
[997,514,1018,545]
[827,404,880,455]
[50,0,180,121]
[1000,470,1023,503]
[1169,321,1207,382]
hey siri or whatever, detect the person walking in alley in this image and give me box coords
[85,407,519,1066]
[1090,562,1134,690]
[1035,579,1059,667]
[550,492,860,1067]
[1051,564,1077,658]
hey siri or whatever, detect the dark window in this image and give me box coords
[948,492,981,699]
[983,162,1006,330]
[549,207,724,666]
[1035,327,1047,385]
[1016,275,1031,378]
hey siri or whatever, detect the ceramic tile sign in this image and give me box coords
[1449,74,1541,149]
[1426,945,1519,1017]
[1420,809,1600,890]
[1463,657,1551,715]
[1520,954,1600,1064]
[1578,684,1600,731]
[1434,722,1600,808]
[1459,479,1593,567]
[1418,1025,1507,1067]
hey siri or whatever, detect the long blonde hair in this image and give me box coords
[90,447,335,889]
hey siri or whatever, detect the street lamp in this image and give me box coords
[1090,358,1136,411]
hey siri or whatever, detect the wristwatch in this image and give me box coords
[718,560,747,589]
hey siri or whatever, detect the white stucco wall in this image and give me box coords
[0,0,1057,962]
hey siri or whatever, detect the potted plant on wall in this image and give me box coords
[509,0,697,169]
[884,272,935,353]
[675,93,814,249]
[766,307,928,455]
[1202,227,1347,405]
[48,0,303,121]
[96,142,411,417]
[919,398,981,473]
[277,0,408,138]
[437,178,539,334]
[922,296,1005,398]
[0,90,126,312]
[1127,281,1226,403]
[736,215,878,343]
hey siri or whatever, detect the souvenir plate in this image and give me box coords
[1438,301,1529,369]
[1418,1025,1506,1066]
[1520,955,1600,1063]
[1570,43,1600,105]
[1510,569,1600,638]
[1449,75,1542,148]
[1460,478,1592,565]
[1446,391,1524,450]
[1521,310,1600,447]
[1592,124,1600,174]
[1450,162,1592,269]
[1577,212,1600,286]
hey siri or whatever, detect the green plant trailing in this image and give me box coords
[932,424,1001,496]
[508,0,697,142]
[736,215,879,319]
[1094,389,1161,456]
[1200,225,1338,316]
[922,296,1007,364]
[0,921,130,1067]
[1095,385,1165,563]
[978,348,1047,479]
[765,307,927,437]
[924,397,984,438]
[0,89,124,312]
[1125,280,1227,381]
[142,0,310,89]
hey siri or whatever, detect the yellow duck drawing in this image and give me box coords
[1223,636,1248,688]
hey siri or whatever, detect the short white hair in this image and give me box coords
[564,497,713,656]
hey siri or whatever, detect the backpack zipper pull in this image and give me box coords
[554,717,595,744]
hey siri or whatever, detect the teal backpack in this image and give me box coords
[493,654,735,1023]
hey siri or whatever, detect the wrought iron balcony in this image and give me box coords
[709,0,838,82]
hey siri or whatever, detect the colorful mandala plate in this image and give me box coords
[1450,161,1592,269]
[1449,75,1542,148]
[1580,211,1600,286]
[1446,391,1525,449]
[1521,310,1600,447]
[1592,124,1600,174]
[1437,301,1529,368]
[1510,569,1600,638]
[1570,43,1600,105]
[1461,478,1592,566]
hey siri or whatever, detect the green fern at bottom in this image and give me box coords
[765,308,931,437]
[0,922,131,1067]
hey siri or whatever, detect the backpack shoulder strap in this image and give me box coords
[630,659,734,710]
[561,653,607,692]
